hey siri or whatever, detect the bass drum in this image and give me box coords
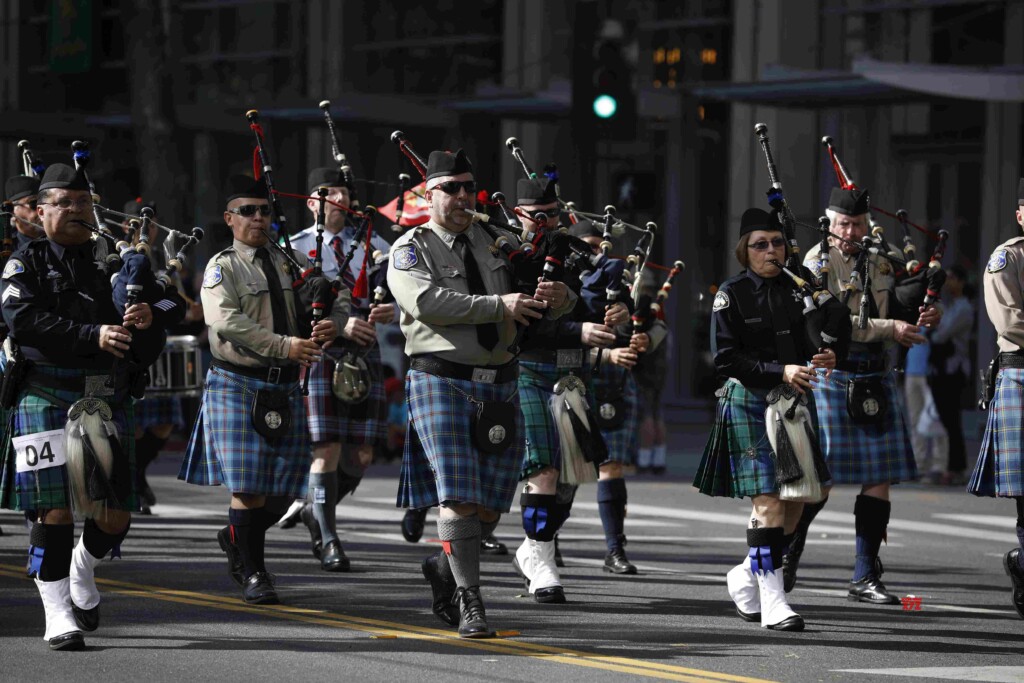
[146,335,204,397]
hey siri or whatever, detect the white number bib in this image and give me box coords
[14,429,66,473]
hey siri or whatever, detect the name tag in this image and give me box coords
[14,429,66,473]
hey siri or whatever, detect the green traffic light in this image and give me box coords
[593,94,618,119]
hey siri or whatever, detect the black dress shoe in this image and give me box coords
[243,571,279,605]
[217,527,244,586]
[603,547,637,575]
[49,631,85,651]
[553,535,565,568]
[453,586,491,638]
[402,508,428,544]
[766,615,805,631]
[1003,548,1024,619]
[782,550,801,593]
[300,504,323,560]
[72,603,99,632]
[534,585,566,604]
[735,607,760,623]
[278,503,303,530]
[848,559,899,605]
[320,540,350,572]
[480,534,508,555]
[421,552,459,626]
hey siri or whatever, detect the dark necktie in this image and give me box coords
[331,235,357,291]
[767,279,801,363]
[255,247,291,336]
[455,233,499,351]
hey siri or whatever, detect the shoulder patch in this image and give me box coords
[393,244,417,271]
[2,259,25,280]
[203,264,223,288]
[987,249,1008,273]
[712,290,730,312]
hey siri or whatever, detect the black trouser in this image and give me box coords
[928,372,966,473]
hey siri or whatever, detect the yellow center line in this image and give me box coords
[0,564,776,683]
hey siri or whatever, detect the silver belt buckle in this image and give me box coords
[471,368,498,383]
[84,375,114,397]
[556,349,583,369]
[267,367,281,383]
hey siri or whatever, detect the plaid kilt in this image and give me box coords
[591,364,639,464]
[397,369,524,512]
[133,394,185,430]
[518,360,598,479]
[178,366,310,498]
[693,379,809,498]
[970,367,1024,497]
[812,367,917,485]
[0,366,137,513]
[634,344,668,420]
[302,344,387,446]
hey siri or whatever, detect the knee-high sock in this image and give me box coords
[135,429,168,472]
[747,526,785,575]
[1016,497,1024,570]
[597,478,628,552]
[521,494,571,541]
[308,471,339,545]
[853,494,890,581]
[788,496,829,557]
[438,515,499,579]
[228,508,267,578]
[29,523,74,581]
[437,515,481,588]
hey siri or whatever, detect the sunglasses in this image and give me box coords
[525,208,559,222]
[431,180,477,195]
[228,204,272,218]
[747,237,786,252]
[40,199,91,212]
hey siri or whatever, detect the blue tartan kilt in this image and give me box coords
[397,369,524,512]
[133,394,185,430]
[0,366,136,513]
[970,367,1024,497]
[178,366,310,498]
[591,364,639,464]
[812,367,917,485]
[302,344,387,447]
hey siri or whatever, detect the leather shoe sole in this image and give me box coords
[72,604,99,632]
[49,632,85,651]
[735,607,761,623]
[766,615,805,631]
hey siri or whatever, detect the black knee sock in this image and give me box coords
[229,508,265,578]
[597,478,627,552]
[29,523,74,581]
[521,494,571,541]
[853,495,890,581]
[82,518,130,560]
[789,496,828,556]
[747,527,784,575]
[135,429,168,471]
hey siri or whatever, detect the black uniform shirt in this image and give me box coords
[710,268,821,390]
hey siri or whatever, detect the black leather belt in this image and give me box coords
[410,355,518,384]
[25,369,124,394]
[836,357,886,374]
[519,348,586,369]
[998,352,1024,369]
[211,359,299,384]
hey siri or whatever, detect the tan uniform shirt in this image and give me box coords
[387,220,576,366]
[804,242,896,348]
[983,235,1024,353]
[201,238,350,367]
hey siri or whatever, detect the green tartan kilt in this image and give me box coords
[0,368,137,514]
[517,361,595,479]
[693,378,818,499]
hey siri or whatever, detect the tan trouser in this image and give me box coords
[904,374,947,474]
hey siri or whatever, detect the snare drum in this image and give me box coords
[146,335,203,396]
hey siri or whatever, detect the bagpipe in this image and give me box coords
[767,259,850,361]
[820,136,948,322]
[753,123,803,273]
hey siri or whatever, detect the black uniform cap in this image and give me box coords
[226,175,265,204]
[1017,177,1024,206]
[828,187,870,216]
[307,167,351,193]
[739,208,783,236]
[516,178,558,206]
[425,149,473,182]
[567,218,602,239]
[5,175,39,202]
[38,163,90,192]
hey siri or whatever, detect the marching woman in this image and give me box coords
[693,207,851,632]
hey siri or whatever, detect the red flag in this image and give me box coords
[377,180,430,227]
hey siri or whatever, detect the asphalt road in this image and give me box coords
[1,458,1022,683]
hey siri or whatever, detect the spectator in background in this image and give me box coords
[927,265,975,485]
[905,336,947,484]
